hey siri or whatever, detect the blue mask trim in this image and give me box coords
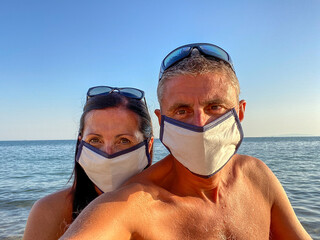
[160,109,240,137]
[76,139,151,165]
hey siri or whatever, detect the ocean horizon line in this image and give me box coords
[1,135,319,142]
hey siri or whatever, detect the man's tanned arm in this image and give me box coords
[269,175,311,239]
[60,184,147,240]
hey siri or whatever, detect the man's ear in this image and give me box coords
[148,137,154,153]
[154,109,162,125]
[238,100,246,122]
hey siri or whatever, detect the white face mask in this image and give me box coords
[160,109,243,178]
[76,140,151,193]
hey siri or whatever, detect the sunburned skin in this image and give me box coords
[61,73,311,240]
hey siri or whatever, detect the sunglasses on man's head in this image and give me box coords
[159,43,235,81]
[86,86,145,101]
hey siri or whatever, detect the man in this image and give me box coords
[61,43,311,239]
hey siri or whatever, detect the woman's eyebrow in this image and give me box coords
[85,133,103,137]
[115,133,135,138]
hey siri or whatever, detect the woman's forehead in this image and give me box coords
[83,107,140,133]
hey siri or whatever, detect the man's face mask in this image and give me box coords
[76,140,151,193]
[160,109,243,178]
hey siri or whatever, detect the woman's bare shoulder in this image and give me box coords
[33,187,73,210]
[24,187,73,239]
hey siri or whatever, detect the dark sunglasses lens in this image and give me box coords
[163,47,191,69]
[88,86,113,97]
[120,88,144,99]
[199,45,230,62]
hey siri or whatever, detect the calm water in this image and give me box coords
[0,137,319,239]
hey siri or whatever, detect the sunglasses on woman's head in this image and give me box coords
[86,86,145,101]
[159,43,235,81]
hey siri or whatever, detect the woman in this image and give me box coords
[23,86,154,239]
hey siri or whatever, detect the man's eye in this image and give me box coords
[176,109,187,115]
[210,105,223,111]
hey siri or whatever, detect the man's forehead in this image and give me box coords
[164,72,231,90]
[159,73,237,108]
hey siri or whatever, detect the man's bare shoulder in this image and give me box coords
[232,154,272,178]
[124,154,174,186]
[230,154,277,202]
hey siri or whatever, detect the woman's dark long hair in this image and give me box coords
[69,93,153,220]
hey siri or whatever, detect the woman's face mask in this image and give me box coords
[160,109,243,178]
[76,140,151,193]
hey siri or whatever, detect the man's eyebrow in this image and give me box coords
[167,103,192,112]
[201,98,233,107]
[166,99,234,112]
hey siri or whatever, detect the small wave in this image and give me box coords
[0,237,23,240]
[0,199,35,209]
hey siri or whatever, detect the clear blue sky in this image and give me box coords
[0,0,319,140]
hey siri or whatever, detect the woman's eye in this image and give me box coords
[119,138,131,144]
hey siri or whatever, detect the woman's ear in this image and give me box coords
[148,137,154,153]
[78,133,82,141]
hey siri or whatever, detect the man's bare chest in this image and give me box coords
[133,193,270,240]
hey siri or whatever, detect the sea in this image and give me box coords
[0,137,319,240]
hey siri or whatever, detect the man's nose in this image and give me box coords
[192,109,209,127]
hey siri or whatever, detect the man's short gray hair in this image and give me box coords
[157,50,240,105]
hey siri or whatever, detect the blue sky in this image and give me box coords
[0,0,319,140]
